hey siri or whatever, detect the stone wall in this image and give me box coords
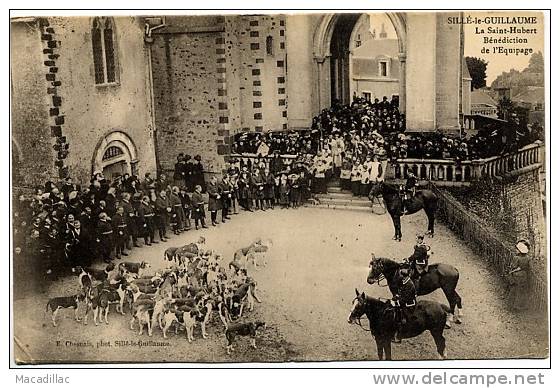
[151,16,228,175]
[11,20,58,188]
[501,168,546,251]
[151,15,289,176]
[11,16,157,186]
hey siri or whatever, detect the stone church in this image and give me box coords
[11,12,472,187]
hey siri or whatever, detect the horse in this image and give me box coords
[367,257,463,327]
[348,289,450,360]
[369,182,438,241]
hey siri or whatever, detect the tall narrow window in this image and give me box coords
[379,60,389,77]
[266,36,274,56]
[92,17,118,85]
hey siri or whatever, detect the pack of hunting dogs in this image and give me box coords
[45,182,465,361]
[45,237,272,355]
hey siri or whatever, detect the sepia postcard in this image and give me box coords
[10,10,548,364]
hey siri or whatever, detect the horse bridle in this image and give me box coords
[350,296,372,332]
[369,260,388,287]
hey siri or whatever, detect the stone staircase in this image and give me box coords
[306,179,373,212]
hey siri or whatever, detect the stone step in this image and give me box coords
[326,186,345,193]
[317,191,355,199]
[304,203,372,213]
[315,196,372,207]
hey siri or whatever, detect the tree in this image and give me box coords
[497,97,515,121]
[465,56,488,90]
[491,52,544,89]
[525,51,544,73]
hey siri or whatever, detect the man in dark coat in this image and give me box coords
[193,155,206,192]
[262,168,275,209]
[392,268,417,342]
[174,154,186,187]
[191,185,207,230]
[121,192,139,249]
[67,219,92,267]
[96,212,113,263]
[184,155,194,192]
[252,169,266,211]
[218,174,232,222]
[105,187,118,218]
[179,187,192,230]
[155,190,171,242]
[207,176,222,227]
[406,234,430,283]
[137,195,156,246]
[111,206,129,260]
[169,186,185,234]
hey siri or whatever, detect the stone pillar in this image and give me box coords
[314,55,331,114]
[405,13,436,131]
[398,52,406,114]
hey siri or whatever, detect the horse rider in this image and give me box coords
[391,267,417,342]
[506,239,531,311]
[405,234,431,284]
[399,172,418,214]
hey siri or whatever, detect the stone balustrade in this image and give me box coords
[388,141,544,186]
[228,142,544,187]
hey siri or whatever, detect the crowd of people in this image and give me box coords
[13,164,209,281]
[14,95,543,282]
[231,97,544,197]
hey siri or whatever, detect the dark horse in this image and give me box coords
[348,289,450,360]
[369,182,438,241]
[367,257,463,327]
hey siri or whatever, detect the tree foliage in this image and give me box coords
[465,56,488,90]
[491,51,544,89]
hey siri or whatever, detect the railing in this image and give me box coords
[471,141,543,180]
[430,183,547,313]
[161,142,544,186]
[388,142,544,186]
[229,153,298,170]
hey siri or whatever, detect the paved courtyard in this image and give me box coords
[14,208,548,363]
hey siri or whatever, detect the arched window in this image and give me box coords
[102,146,124,161]
[92,17,117,85]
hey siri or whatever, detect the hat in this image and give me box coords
[515,239,530,254]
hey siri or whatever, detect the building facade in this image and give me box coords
[12,12,472,184]
[11,16,157,187]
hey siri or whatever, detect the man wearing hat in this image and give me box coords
[111,206,129,260]
[155,189,171,242]
[95,212,114,263]
[506,239,531,311]
[207,176,222,227]
[137,195,156,246]
[122,192,140,248]
[193,155,206,193]
[174,154,186,187]
[391,267,417,342]
[191,185,208,230]
[406,234,430,283]
[218,173,233,221]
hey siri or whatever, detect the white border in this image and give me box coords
[3,2,556,384]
